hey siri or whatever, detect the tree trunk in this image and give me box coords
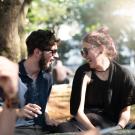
[18,1,30,59]
[0,0,31,62]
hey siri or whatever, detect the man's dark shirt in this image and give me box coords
[19,60,53,127]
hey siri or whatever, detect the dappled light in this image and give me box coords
[0,0,135,134]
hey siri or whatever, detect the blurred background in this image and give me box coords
[0,0,135,122]
[1,0,135,71]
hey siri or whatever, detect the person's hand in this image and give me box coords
[0,57,18,135]
[17,103,42,119]
[0,57,18,108]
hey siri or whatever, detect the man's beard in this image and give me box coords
[39,54,52,72]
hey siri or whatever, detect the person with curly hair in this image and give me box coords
[57,26,135,133]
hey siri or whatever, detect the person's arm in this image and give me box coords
[0,105,16,135]
[118,106,131,129]
[75,74,96,130]
[0,56,18,135]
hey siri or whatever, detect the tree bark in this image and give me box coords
[18,1,30,59]
[0,0,31,61]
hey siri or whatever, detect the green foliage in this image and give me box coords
[26,0,135,63]
[26,0,83,31]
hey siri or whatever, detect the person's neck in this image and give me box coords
[94,59,110,81]
[24,57,40,80]
[96,59,110,72]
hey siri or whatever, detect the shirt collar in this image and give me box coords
[19,59,27,76]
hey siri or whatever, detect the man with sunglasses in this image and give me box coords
[15,29,60,134]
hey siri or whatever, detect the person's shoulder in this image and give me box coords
[76,63,90,72]
[73,63,92,78]
[113,61,127,72]
[112,61,134,78]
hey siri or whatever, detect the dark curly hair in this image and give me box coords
[26,29,60,56]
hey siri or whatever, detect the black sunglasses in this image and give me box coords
[43,49,58,55]
[81,48,89,57]
[81,45,97,57]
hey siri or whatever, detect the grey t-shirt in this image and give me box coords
[16,79,34,127]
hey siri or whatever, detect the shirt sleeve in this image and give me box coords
[119,67,135,109]
[70,64,90,116]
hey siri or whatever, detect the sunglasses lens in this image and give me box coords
[43,49,58,55]
[52,50,57,55]
[81,48,88,57]
[81,50,84,56]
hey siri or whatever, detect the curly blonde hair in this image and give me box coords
[83,26,117,60]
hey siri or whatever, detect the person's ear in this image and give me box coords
[33,48,42,57]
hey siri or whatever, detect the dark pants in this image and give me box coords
[15,125,57,135]
[56,113,116,133]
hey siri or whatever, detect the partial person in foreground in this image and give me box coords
[0,56,19,135]
[57,26,135,133]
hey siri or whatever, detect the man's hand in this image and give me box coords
[17,103,42,119]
